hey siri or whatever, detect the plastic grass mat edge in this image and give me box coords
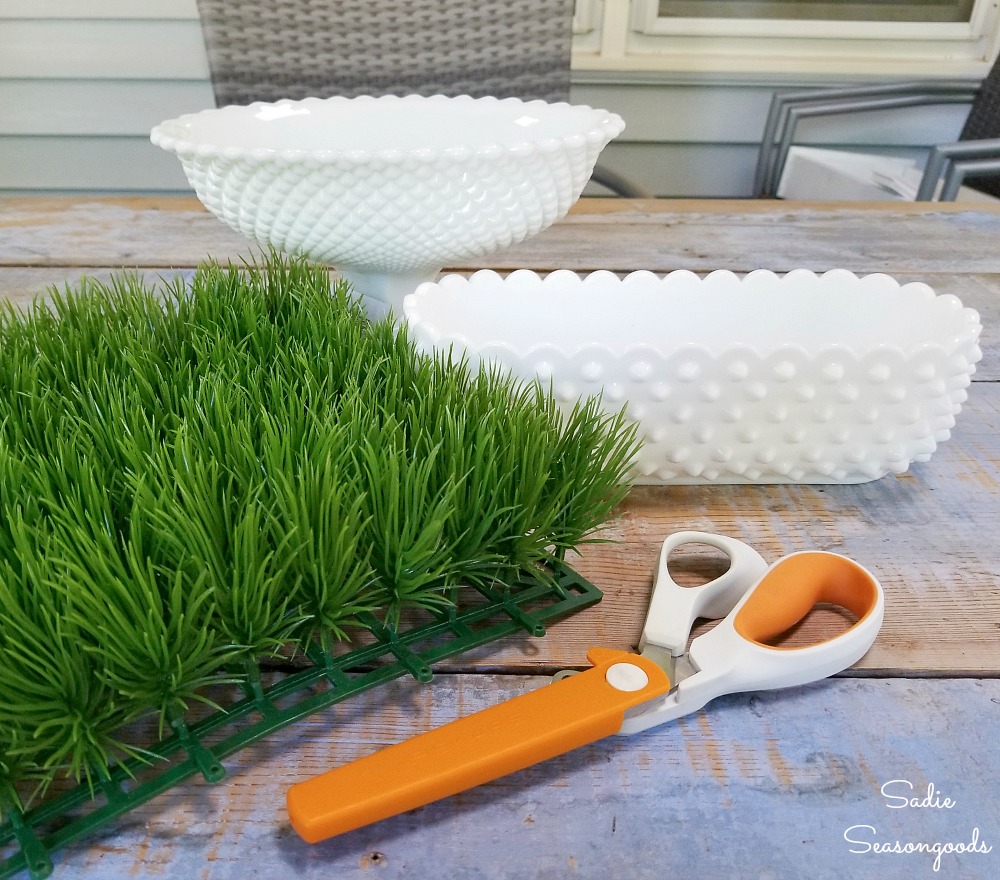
[0,561,601,880]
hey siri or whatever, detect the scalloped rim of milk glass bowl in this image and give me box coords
[150,94,626,320]
[402,268,983,485]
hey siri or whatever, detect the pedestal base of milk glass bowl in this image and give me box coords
[337,266,440,321]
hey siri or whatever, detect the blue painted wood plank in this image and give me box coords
[35,676,1000,880]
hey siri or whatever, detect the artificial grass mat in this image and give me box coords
[0,255,639,812]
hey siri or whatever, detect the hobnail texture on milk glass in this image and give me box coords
[151,94,625,317]
[403,268,983,485]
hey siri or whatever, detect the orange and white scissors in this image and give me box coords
[287,531,884,843]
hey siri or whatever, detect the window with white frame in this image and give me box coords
[654,0,974,24]
[573,0,1000,76]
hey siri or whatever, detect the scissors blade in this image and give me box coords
[639,644,700,693]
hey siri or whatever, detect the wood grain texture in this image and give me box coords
[3,197,1000,273]
[3,197,999,878]
[0,198,996,680]
[442,384,1000,677]
[41,675,1000,880]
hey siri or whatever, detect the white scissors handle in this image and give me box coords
[286,532,885,841]
[639,531,769,658]
[622,549,884,735]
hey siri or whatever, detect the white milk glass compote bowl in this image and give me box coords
[151,94,626,318]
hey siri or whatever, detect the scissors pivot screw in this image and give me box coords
[605,663,650,692]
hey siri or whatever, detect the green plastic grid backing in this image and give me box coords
[0,562,601,879]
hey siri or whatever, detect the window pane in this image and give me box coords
[656,0,975,22]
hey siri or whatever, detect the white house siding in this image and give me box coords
[0,1,977,197]
[0,2,214,193]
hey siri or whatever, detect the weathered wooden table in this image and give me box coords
[2,197,998,879]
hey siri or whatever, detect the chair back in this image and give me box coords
[196,0,574,105]
[958,54,1000,197]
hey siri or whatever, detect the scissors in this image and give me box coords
[286,530,884,843]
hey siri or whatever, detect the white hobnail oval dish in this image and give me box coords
[403,268,983,484]
[151,94,625,317]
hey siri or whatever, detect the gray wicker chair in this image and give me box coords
[754,55,1000,201]
[195,0,648,197]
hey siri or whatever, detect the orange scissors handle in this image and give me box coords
[620,550,884,735]
[287,647,670,843]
